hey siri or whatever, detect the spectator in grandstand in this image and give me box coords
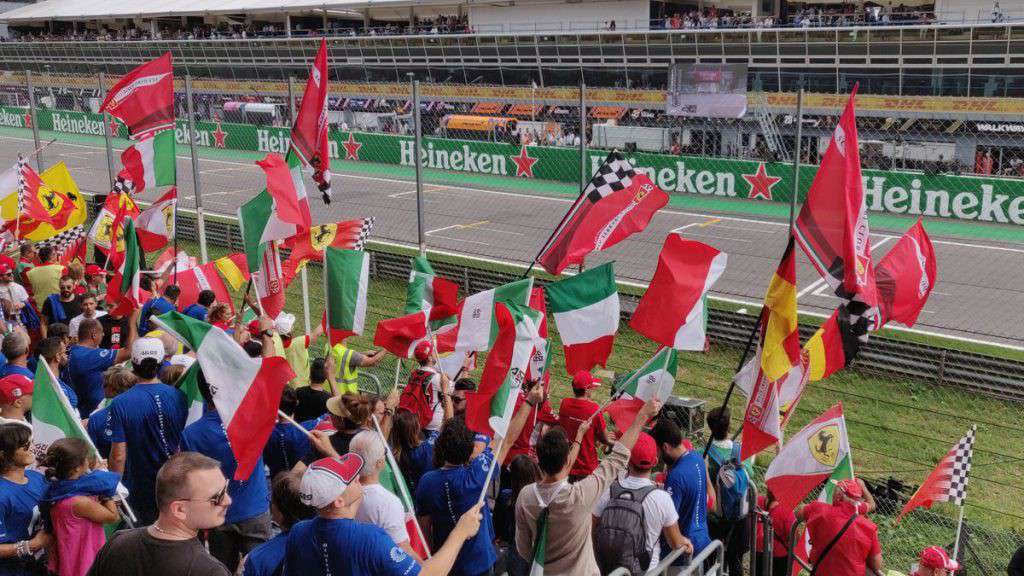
[183,289,216,322]
[795,478,883,576]
[69,314,137,418]
[326,339,385,395]
[107,337,189,526]
[493,454,539,575]
[41,276,84,337]
[416,385,540,576]
[98,305,132,350]
[398,341,452,434]
[301,393,374,467]
[651,415,714,566]
[139,285,179,334]
[0,374,33,429]
[515,396,661,576]
[0,262,29,329]
[240,471,313,576]
[85,365,135,459]
[294,358,331,423]
[182,368,272,571]
[25,246,64,309]
[87,452,233,576]
[207,302,233,331]
[389,408,435,496]
[910,545,959,576]
[351,429,422,562]
[67,262,88,296]
[264,388,311,478]
[68,293,107,338]
[15,241,35,283]
[705,406,753,576]
[0,423,50,571]
[450,377,477,417]
[754,487,796,576]
[592,431,692,573]
[276,312,323,388]
[558,370,617,482]
[37,335,78,410]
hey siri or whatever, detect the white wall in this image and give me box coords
[469,0,650,33]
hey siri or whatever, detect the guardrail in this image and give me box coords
[608,539,725,576]
[166,207,1024,403]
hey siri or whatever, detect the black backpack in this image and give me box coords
[594,481,657,575]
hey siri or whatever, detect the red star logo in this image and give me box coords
[742,163,782,201]
[212,122,228,148]
[22,112,31,128]
[108,118,120,137]
[342,133,362,160]
[511,146,538,178]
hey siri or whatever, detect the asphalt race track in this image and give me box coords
[3,132,1023,349]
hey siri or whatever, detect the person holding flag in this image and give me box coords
[794,478,883,576]
[397,341,452,434]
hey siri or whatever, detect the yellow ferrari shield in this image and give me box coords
[808,423,840,467]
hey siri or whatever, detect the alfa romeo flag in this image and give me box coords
[537,151,669,275]
[100,52,175,137]
[630,235,727,350]
[252,241,286,320]
[324,247,369,344]
[281,218,374,285]
[405,255,460,323]
[736,351,810,429]
[605,347,677,431]
[898,426,975,522]
[465,301,543,438]
[289,38,333,204]
[119,130,176,194]
[873,219,936,330]
[545,262,619,375]
[765,403,850,511]
[794,86,878,315]
[739,361,783,461]
[135,187,177,252]
[453,277,533,352]
[155,311,295,479]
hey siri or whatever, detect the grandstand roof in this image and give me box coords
[0,0,462,22]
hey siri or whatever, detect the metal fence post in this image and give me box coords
[579,80,587,194]
[410,74,425,256]
[288,74,312,334]
[789,88,804,232]
[98,72,116,190]
[25,70,42,171]
[184,75,209,263]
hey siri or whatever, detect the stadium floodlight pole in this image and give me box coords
[25,70,42,171]
[410,74,426,256]
[98,73,116,190]
[184,75,209,263]
[288,74,312,334]
[789,88,804,233]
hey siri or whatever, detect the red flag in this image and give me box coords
[897,426,976,523]
[100,52,175,137]
[281,218,373,286]
[537,151,668,275]
[135,187,177,252]
[153,246,196,275]
[177,261,234,315]
[873,219,936,330]
[794,85,878,309]
[257,154,311,231]
[253,242,286,320]
[290,38,332,203]
[373,311,429,358]
[739,361,784,461]
[19,165,64,225]
[57,234,87,266]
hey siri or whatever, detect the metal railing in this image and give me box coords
[608,539,725,576]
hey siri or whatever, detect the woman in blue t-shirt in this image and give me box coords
[0,423,50,575]
[389,409,436,496]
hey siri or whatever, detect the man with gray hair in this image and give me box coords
[351,429,421,562]
[0,329,33,380]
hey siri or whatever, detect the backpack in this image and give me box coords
[398,368,437,429]
[594,481,657,575]
[708,442,750,522]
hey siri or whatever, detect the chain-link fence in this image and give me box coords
[0,64,1022,575]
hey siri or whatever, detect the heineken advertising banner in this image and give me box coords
[7,106,1024,226]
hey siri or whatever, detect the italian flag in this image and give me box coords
[605,346,677,430]
[546,262,619,375]
[405,255,459,324]
[454,277,533,352]
[465,301,543,438]
[373,311,429,358]
[31,361,93,456]
[324,247,369,344]
[765,403,850,511]
[154,311,296,479]
[107,218,141,310]
[238,153,312,274]
[375,419,431,559]
[135,187,177,252]
[119,129,176,194]
[529,508,551,576]
[176,362,205,426]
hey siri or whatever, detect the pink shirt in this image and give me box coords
[48,496,107,576]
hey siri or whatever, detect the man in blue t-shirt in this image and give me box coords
[69,314,136,418]
[139,284,180,334]
[263,388,310,478]
[241,471,314,576]
[182,368,272,572]
[0,331,34,381]
[107,337,188,526]
[284,454,483,576]
[182,289,216,322]
[651,417,713,566]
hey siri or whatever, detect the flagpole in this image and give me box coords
[952,504,966,559]
[391,358,403,394]
[277,409,315,440]
[477,435,505,506]
[789,88,804,234]
[371,414,432,558]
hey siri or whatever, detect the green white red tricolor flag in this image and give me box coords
[154,311,295,479]
[324,247,369,344]
[765,403,851,511]
[176,362,205,426]
[529,507,551,576]
[106,218,142,310]
[545,262,619,375]
[373,416,431,559]
[453,277,533,353]
[238,153,313,275]
[134,186,177,252]
[465,301,543,438]
[404,255,460,325]
[119,129,176,194]
[30,361,94,457]
[605,346,677,431]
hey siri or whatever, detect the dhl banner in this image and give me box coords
[0,162,87,242]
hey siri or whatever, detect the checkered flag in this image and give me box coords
[897,425,976,522]
[353,217,375,251]
[584,150,635,203]
[15,154,26,221]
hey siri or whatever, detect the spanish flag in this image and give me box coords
[760,236,801,382]
[803,304,864,381]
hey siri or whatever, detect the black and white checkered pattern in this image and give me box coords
[353,217,375,251]
[584,150,636,203]
[36,225,85,254]
[15,155,26,216]
[946,425,975,506]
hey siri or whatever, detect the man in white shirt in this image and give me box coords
[68,293,107,340]
[0,262,29,329]
[592,432,692,572]
[349,429,422,563]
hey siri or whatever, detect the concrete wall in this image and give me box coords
[468,0,650,33]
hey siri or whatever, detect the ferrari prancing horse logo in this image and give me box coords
[809,424,840,467]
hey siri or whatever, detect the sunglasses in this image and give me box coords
[184,481,230,507]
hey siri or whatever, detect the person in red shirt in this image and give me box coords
[502,386,558,467]
[911,545,959,576]
[754,488,796,576]
[796,478,884,576]
[557,370,616,482]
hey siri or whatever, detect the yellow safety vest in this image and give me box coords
[284,337,311,388]
[328,344,360,395]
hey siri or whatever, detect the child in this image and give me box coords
[41,438,120,576]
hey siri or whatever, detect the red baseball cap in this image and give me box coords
[920,546,959,571]
[572,370,601,390]
[0,374,33,404]
[835,478,864,499]
[413,340,434,362]
[0,262,11,275]
[300,454,364,509]
[0,255,14,273]
[629,432,658,469]
[85,264,103,276]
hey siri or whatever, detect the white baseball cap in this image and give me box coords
[131,337,165,364]
[299,454,364,509]
[274,312,296,335]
